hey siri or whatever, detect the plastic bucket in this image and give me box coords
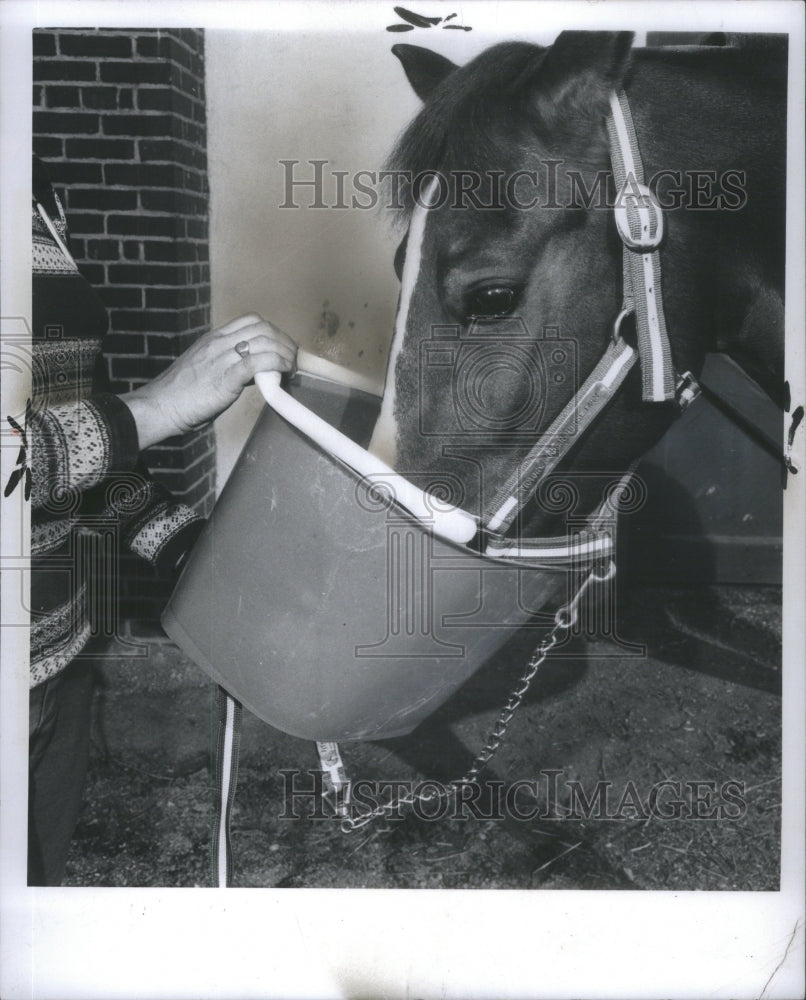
[162,360,566,741]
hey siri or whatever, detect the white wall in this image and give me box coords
[205,20,561,486]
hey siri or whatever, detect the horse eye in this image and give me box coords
[466,286,517,320]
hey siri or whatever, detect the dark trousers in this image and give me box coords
[28,658,96,886]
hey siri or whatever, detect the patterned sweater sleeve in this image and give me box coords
[29,392,139,510]
[30,393,204,577]
[92,461,205,577]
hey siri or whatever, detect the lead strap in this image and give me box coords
[315,741,352,816]
[210,686,242,887]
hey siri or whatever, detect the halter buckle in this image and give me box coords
[614,182,664,251]
[675,371,701,411]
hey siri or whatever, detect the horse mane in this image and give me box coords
[386,42,546,220]
[386,34,788,225]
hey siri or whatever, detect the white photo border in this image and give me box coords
[1,2,804,999]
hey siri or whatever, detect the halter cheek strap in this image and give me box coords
[483,337,638,538]
[607,90,676,403]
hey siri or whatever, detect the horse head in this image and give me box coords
[369,31,786,540]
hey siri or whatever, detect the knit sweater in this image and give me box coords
[29,158,204,687]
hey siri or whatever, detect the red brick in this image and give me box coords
[97,286,143,309]
[107,213,183,238]
[134,34,168,59]
[103,161,177,188]
[33,32,57,57]
[137,138,175,162]
[44,85,81,107]
[33,61,97,82]
[34,110,100,134]
[64,210,105,234]
[67,188,138,211]
[108,262,192,286]
[100,61,173,85]
[45,161,103,186]
[80,86,119,110]
[65,137,135,159]
[145,286,198,309]
[141,188,206,215]
[103,332,148,355]
[109,309,183,333]
[102,113,173,137]
[136,87,174,113]
[33,136,64,159]
[144,240,199,263]
[58,33,134,58]
[85,238,121,260]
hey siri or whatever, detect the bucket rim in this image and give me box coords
[256,367,480,547]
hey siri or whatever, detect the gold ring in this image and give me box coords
[235,340,250,359]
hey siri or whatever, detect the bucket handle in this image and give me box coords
[255,369,479,546]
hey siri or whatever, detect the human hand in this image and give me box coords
[121,314,297,449]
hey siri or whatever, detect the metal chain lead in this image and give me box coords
[339,561,615,833]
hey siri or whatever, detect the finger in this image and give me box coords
[237,333,297,367]
[215,313,263,336]
[222,339,296,374]
[218,323,298,360]
[238,350,296,382]
[218,317,297,351]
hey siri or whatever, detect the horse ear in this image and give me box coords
[392,43,459,101]
[529,31,634,123]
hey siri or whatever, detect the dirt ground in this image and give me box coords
[63,582,781,891]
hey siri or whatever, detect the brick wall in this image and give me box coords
[33,28,215,624]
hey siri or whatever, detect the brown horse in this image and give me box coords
[369,31,787,540]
